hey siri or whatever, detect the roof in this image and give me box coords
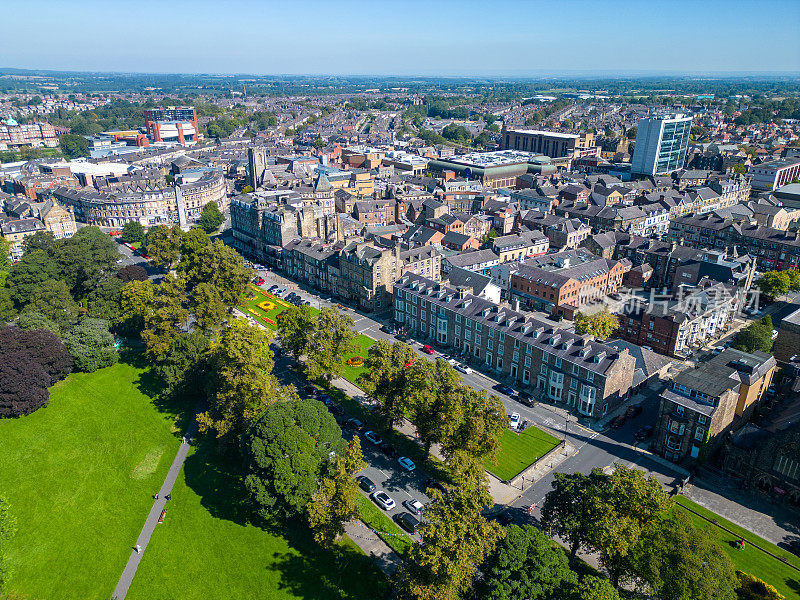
[445,248,500,268]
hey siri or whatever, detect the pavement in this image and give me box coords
[111,416,199,600]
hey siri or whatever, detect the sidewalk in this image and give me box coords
[343,521,401,575]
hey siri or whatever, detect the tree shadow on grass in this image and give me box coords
[266,524,390,600]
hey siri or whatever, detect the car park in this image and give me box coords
[364,430,383,445]
[455,363,472,374]
[356,475,376,493]
[610,415,627,429]
[403,498,424,515]
[370,491,396,511]
[395,512,420,534]
[509,412,521,430]
[422,345,435,355]
[398,456,416,471]
[625,404,642,418]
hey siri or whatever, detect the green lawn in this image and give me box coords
[0,357,183,600]
[127,441,387,600]
[674,496,800,600]
[341,334,376,385]
[486,426,561,481]
[353,494,414,556]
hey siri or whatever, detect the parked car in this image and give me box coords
[269,285,279,293]
[495,384,515,397]
[395,512,420,534]
[398,456,416,472]
[421,345,435,355]
[303,385,318,397]
[509,412,521,430]
[610,415,627,429]
[424,477,446,494]
[711,346,724,355]
[317,394,333,406]
[379,442,398,458]
[625,404,643,418]
[370,491,396,511]
[403,498,424,516]
[518,391,535,407]
[364,430,383,445]
[255,277,265,286]
[345,418,364,430]
[356,475,376,493]
[380,324,393,333]
[772,329,779,340]
[455,363,472,374]
[328,403,344,417]
[634,425,654,441]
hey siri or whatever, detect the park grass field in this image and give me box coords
[341,334,376,385]
[127,441,387,600]
[0,357,182,600]
[486,426,561,481]
[674,496,800,600]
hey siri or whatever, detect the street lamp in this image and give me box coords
[563,413,570,455]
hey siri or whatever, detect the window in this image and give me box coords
[542,353,549,364]
[572,364,580,375]
[524,355,531,367]
[587,371,594,382]
[455,314,462,323]
[498,333,505,343]
[513,351,519,362]
[694,427,705,441]
[676,405,685,417]
[570,378,578,390]
[697,414,707,425]
[475,323,482,332]
[540,364,548,375]
[487,339,493,350]
[554,357,561,368]
[420,311,426,322]
[455,325,461,336]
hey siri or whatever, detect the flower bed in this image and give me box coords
[347,356,365,367]
[257,300,276,311]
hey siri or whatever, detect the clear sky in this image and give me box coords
[2,0,799,76]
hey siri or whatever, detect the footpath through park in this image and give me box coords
[111,415,199,600]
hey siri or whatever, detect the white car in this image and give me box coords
[398,456,416,472]
[371,490,396,511]
[455,363,472,374]
[772,329,779,340]
[447,358,458,367]
[509,412,521,429]
[403,498,424,515]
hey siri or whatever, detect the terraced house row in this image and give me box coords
[393,273,637,419]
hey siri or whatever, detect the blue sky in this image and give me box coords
[2,0,799,75]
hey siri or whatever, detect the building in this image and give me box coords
[653,348,776,463]
[501,127,599,160]
[509,249,630,318]
[748,158,800,192]
[1,217,46,260]
[443,248,501,275]
[0,116,58,148]
[491,230,549,263]
[392,273,637,419]
[36,198,76,240]
[426,151,554,190]
[773,303,800,364]
[630,113,692,176]
[143,106,199,144]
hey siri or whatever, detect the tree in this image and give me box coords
[360,339,418,428]
[154,331,209,397]
[16,311,60,336]
[54,226,121,296]
[305,308,357,384]
[63,318,118,373]
[141,274,188,360]
[7,249,58,306]
[406,358,464,458]
[0,495,16,596]
[574,310,620,340]
[0,289,16,324]
[633,512,737,600]
[59,134,90,159]
[626,126,638,139]
[121,221,146,245]
[394,465,503,600]
[118,279,154,334]
[541,469,609,566]
[562,119,573,129]
[567,576,620,600]
[86,276,125,322]
[0,238,11,287]
[180,239,251,307]
[276,304,318,360]
[444,386,507,464]
[198,319,278,445]
[736,571,786,600]
[242,397,347,521]
[191,281,228,334]
[197,202,225,234]
[21,231,56,256]
[117,264,148,283]
[146,224,182,270]
[732,316,774,353]
[178,227,210,265]
[23,279,79,330]
[307,436,365,547]
[590,464,673,588]
[756,270,800,299]
[475,524,577,600]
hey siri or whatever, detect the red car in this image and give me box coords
[255,277,265,286]
[422,345,435,355]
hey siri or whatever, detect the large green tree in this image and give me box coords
[154,331,209,397]
[121,221,146,245]
[59,133,90,158]
[574,309,620,340]
[0,289,15,323]
[86,276,125,323]
[63,318,118,373]
[23,279,79,329]
[733,315,774,353]
[276,304,318,360]
[54,226,120,296]
[118,279,154,334]
[199,319,278,445]
[756,270,800,299]
[0,238,11,287]
[444,386,507,464]
[475,524,577,600]
[197,202,225,234]
[633,512,737,600]
[305,308,357,384]
[567,576,620,600]
[395,463,503,600]
[359,339,418,428]
[180,239,250,307]
[242,397,347,521]
[307,436,365,547]
[7,249,58,306]
[146,224,182,270]
[141,274,188,361]
[191,281,227,334]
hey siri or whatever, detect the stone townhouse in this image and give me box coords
[392,273,637,419]
[353,199,396,228]
[491,230,549,262]
[283,239,341,295]
[654,349,775,463]
[519,209,591,250]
